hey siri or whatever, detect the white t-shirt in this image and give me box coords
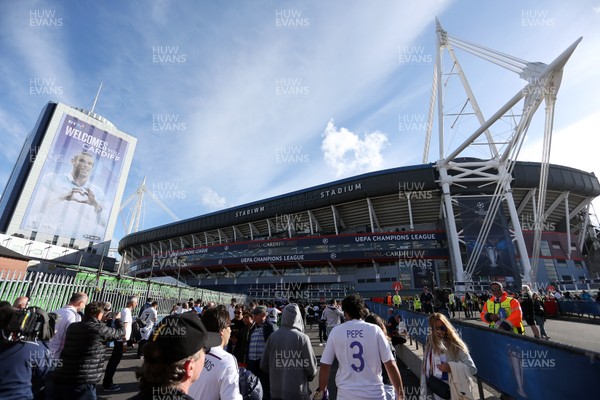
[267,307,280,323]
[228,305,237,321]
[188,346,242,400]
[320,319,394,400]
[48,305,81,358]
[121,307,133,341]
[139,307,158,341]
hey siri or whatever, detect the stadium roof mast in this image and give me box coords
[119,177,181,236]
[116,178,181,275]
[425,19,581,290]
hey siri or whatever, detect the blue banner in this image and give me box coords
[457,197,520,290]
[456,322,600,400]
[367,303,600,400]
[557,301,600,316]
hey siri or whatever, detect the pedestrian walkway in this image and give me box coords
[99,322,422,400]
[97,317,511,400]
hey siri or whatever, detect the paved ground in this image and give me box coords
[97,323,421,400]
[457,313,600,353]
[97,314,598,399]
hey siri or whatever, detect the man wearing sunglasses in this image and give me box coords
[481,282,524,334]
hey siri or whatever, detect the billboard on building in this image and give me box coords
[457,197,520,289]
[20,111,131,242]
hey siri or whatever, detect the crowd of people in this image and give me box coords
[396,282,600,341]
[0,292,409,400]
[1,282,597,399]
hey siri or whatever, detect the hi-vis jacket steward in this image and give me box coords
[481,291,524,334]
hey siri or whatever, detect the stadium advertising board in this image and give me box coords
[458,197,520,289]
[21,113,130,242]
[129,231,448,274]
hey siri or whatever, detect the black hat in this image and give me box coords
[143,312,221,363]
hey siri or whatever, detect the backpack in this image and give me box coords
[238,367,263,400]
[1,307,54,343]
[131,318,144,342]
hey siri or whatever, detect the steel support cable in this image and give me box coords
[452,48,523,75]
[446,44,498,159]
[448,36,527,73]
[424,62,438,163]
[448,35,528,66]
[465,100,537,277]
[464,96,538,277]
[464,172,509,276]
[531,98,556,281]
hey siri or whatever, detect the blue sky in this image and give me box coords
[1,0,599,250]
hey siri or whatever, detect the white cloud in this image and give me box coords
[198,187,227,211]
[321,119,389,177]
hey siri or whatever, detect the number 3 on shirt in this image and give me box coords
[350,341,364,372]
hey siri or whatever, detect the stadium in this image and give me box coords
[119,160,600,301]
[120,24,600,302]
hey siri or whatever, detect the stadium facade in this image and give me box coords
[119,161,600,300]
[0,102,136,269]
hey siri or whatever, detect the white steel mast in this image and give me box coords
[424,19,581,290]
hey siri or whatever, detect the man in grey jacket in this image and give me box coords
[261,303,317,400]
[321,299,344,337]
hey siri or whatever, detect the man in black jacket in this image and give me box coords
[52,301,125,400]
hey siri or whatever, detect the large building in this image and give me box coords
[119,161,600,300]
[0,102,136,269]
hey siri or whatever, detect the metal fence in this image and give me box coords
[0,269,246,315]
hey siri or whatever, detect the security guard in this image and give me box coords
[481,281,524,334]
[413,295,422,312]
[386,292,393,307]
[393,292,402,308]
[448,291,456,318]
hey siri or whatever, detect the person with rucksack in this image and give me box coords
[138,298,153,318]
[239,367,263,400]
[0,306,54,400]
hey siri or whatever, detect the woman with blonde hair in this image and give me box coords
[420,313,477,400]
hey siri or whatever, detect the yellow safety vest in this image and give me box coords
[484,297,524,334]
[393,295,401,305]
[414,298,421,309]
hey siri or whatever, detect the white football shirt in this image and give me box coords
[320,319,394,400]
[188,345,242,400]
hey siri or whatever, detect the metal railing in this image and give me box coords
[0,269,246,315]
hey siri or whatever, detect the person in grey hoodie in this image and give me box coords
[260,303,317,400]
